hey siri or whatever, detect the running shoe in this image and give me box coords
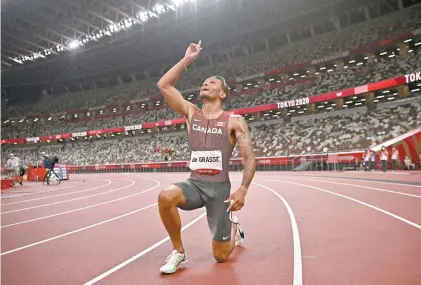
[159,250,188,274]
[231,215,245,246]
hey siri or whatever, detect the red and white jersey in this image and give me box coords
[391,150,399,160]
[187,110,234,182]
[381,149,388,161]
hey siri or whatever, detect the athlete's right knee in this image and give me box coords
[158,186,185,207]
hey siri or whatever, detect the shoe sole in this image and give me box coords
[160,259,188,274]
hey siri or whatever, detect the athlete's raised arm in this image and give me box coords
[157,41,202,119]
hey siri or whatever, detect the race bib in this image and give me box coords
[189,150,223,175]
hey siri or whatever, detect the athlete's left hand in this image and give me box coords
[225,186,247,212]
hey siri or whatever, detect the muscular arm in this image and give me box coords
[156,57,197,119]
[233,116,256,191]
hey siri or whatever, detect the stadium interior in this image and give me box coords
[1,0,421,284]
[2,0,421,168]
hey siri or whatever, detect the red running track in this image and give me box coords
[1,172,420,285]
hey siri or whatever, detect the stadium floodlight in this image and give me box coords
[12,58,23,64]
[124,18,133,28]
[404,39,412,43]
[154,3,166,15]
[137,11,149,22]
[109,24,119,32]
[68,40,81,49]
[415,42,421,46]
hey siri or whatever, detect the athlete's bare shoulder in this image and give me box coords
[228,114,251,144]
[228,114,248,130]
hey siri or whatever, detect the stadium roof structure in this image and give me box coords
[1,0,373,87]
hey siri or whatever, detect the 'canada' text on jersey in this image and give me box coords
[192,124,223,134]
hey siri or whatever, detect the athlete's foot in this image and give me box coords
[231,216,245,246]
[160,250,188,274]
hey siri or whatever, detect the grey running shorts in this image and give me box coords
[174,177,232,242]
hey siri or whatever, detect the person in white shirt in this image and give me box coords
[391,147,399,171]
[380,146,389,173]
[6,154,23,186]
[404,156,415,170]
[370,150,376,171]
[363,149,370,172]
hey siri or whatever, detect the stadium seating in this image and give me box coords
[3,3,421,119]
[2,99,420,166]
[2,4,421,167]
[2,35,421,139]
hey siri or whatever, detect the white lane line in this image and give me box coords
[236,179,302,285]
[282,177,421,198]
[262,174,421,188]
[1,185,79,200]
[82,212,207,285]
[327,177,421,188]
[260,178,421,230]
[1,202,160,256]
[1,179,161,228]
[2,181,113,206]
[1,180,134,214]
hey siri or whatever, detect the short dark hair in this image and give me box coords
[215,75,229,100]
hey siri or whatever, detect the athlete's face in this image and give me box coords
[199,76,226,102]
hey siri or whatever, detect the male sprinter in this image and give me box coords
[157,40,256,274]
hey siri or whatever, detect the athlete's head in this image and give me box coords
[199,75,229,103]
